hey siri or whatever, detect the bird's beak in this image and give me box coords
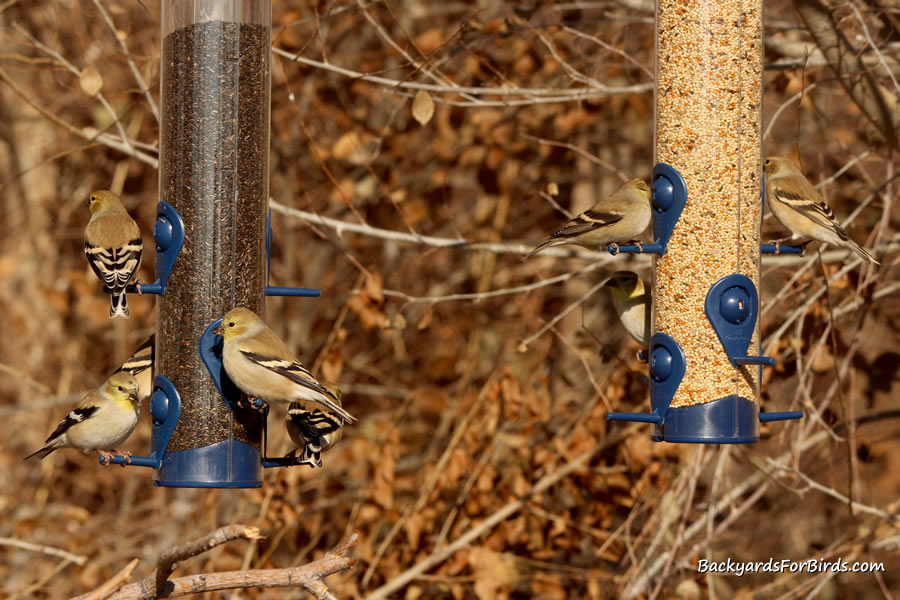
[213,323,224,336]
[129,391,139,405]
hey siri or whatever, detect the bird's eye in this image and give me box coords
[228,322,235,327]
[117,386,124,391]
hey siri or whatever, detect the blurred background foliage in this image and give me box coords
[0,1,898,598]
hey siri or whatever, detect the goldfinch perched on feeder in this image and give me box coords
[604,271,651,346]
[24,371,141,463]
[84,190,143,318]
[526,178,652,258]
[215,307,356,424]
[286,382,344,468]
[764,156,878,264]
[114,335,154,401]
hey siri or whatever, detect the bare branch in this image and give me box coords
[0,66,159,167]
[14,23,135,153]
[68,527,356,600]
[79,559,140,600]
[365,428,634,600]
[272,47,654,105]
[766,459,898,522]
[380,261,607,305]
[518,278,608,350]
[847,2,900,99]
[269,200,616,261]
[0,537,88,566]
[153,525,263,597]
[91,0,159,122]
[795,0,897,148]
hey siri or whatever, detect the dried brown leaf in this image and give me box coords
[469,547,516,600]
[412,90,435,126]
[79,65,103,96]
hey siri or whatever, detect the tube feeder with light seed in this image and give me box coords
[606,0,801,442]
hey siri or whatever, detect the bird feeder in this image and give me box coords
[103,0,320,485]
[607,0,801,441]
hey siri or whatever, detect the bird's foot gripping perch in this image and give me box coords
[236,395,268,413]
[99,449,132,467]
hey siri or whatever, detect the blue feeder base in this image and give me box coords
[154,439,263,488]
[651,396,760,443]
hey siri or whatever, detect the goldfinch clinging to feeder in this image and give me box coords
[604,271,651,346]
[215,307,355,424]
[286,382,344,468]
[114,335,154,401]
[24,371,141,463]
[526,178,652,258]
[84,190,143,318]
[764,156,878,264]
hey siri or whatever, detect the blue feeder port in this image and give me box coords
[145,318,268,488]
[606,275,802,442]
[608,163,686,255]
[125,202,185,296]
[100,374,182,468]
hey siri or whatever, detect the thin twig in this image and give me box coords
[272,47,654,104]
[361,380,492,587]
[79,559,140,600]
[364,427,635,600]
[90,0,159,122]
[763,82,817,140]
[380,261,608,305]
[766,460,898,522]
[519,278,609,349]
[521,134,631,181]
[847,2,900,98]
[622,428,834,598]
[0,537,88,566]
[14,24,134,153]
[269,200,613,260]
[0,66,158,167]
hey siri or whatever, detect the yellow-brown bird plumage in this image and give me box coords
[215,307,355,424]
[286,382,344,468]
[84,190,143,318]
[114,334,154,402]
[764,156,878,264]
[604,271,650,346]
[526,178,652,258]
[25,371,140,461]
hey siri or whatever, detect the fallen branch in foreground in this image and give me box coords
[70,525,357,600]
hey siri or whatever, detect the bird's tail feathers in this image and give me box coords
[318,394,355,424]
[848,240,879,265]
[296,442,324,468]
[524,238,555,260]
[24,445,57,461]
[110,292,130,319]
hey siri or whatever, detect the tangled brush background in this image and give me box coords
[1,1,898,597]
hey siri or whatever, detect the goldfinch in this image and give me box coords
[286,382,344,468]
[215,307,355,424]
[25,371,140,463]
[114,335,154,401]
[526,178,652,258]
[764,156,878,264]
[84,190,143,318]
[604,271,650,346]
